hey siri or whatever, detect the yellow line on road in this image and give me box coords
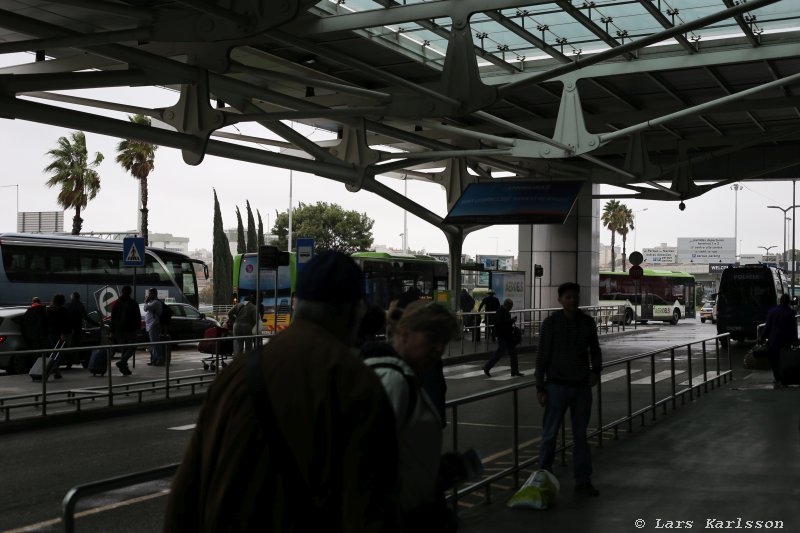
[2,489,169,533]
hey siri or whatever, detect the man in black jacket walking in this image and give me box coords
[482,299,522,378]
[536,282,602,497]
[110,286,142,376]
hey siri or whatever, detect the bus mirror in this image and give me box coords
[203,264,209,280]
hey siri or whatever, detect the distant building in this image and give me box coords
[149,232,190,253]
[600,243,621,270]
[17,211,64,233]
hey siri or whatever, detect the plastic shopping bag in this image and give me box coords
[507,469,560,510]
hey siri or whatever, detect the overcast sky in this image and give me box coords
[1,53,797,259]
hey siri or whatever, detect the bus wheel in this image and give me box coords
[624,309,633,326]
[670,309,681,325]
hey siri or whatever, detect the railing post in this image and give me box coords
[702,340,709,392]
[512,389,520,488]
[626,361,633,433]
[670,348,677,410]
[650,353,656,421]
[107,344,114,408]
[687,344,694,401]
[165,340,171,400]
[40,350,47,416]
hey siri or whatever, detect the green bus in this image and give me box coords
[232,251,449,331]
[599,269,696,325]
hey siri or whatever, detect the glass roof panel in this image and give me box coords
[320,0,800,70]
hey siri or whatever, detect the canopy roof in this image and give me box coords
[1,0,799,231]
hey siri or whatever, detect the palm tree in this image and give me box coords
[601,200,623,271]
[616,205,635,270]
[43,131,103,235]
[116,115,157,246]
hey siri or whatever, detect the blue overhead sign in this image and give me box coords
[123,237,145,267]
[295,238,315,272]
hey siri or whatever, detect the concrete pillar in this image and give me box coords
[518,183,600,309]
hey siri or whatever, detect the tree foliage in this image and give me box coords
[246,200,257,253]
[601,200,623,271]
[615,205,635,270]
[43,131,103,235]
[272,202,374,253]
[115,114,157,245]
[212,190,233,306]
[257,210,265,247]
[235,206,246,255]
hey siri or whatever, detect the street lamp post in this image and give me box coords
[758,245,777,264]
[632,208,648,252]
[767,204,800,270]
[731,184,743,262]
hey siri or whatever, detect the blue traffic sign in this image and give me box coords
[123,237,145,267]
[295,238,314,272]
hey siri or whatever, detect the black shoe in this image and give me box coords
[116,361,132,376]
[511,372,525,377]
[483,367,491,377]
[575,483,599,497]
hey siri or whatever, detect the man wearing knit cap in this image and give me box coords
[166,251,400,532]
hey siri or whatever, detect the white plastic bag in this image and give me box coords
[507,469,560,510]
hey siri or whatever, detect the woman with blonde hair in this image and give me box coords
[361,300,460,531]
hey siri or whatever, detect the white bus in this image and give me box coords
[599,269,697,325]
[0,233,207,316]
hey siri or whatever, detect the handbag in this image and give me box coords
[511,325,523,345]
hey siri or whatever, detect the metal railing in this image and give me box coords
[450,304,626,357]
[0,333,267,422]
[445,333,732,510]
[58,333,731,529]
[62,463,179,533]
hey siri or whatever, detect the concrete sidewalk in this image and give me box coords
[457,371,800,532]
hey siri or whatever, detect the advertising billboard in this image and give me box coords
[490,271,526,311]
[642,247,677,265]
[677,238,736,263]
[476,254,515,271]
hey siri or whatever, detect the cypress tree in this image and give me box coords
[236,206,245,254]
[257,209,265,247]
[212,190,233,306]
[246,200,257,253]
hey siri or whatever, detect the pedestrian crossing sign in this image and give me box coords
[123,237,145,267]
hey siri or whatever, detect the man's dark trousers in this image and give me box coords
[538,383,593,484]
[483,338,519,374]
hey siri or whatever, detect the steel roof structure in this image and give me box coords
[1,0,800,241]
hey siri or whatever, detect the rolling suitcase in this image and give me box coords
[29,340,65,382]
[88,348,109,376]
[779,346,800,385]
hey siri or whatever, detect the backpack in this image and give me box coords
[366,360,418,426]
[158,301,173,327]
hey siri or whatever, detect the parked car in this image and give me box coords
[699,301,717,324]
[0,307,101,374]
[139,302,220,342]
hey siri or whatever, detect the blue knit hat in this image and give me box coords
[296,251,363,304]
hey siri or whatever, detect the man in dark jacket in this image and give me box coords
[536,282,602,497]
[483,299,522,378]
[759,293,798,386]
[64,292,88,369]
[20,296,49,351]
[478,291,501,341]
[459,288,476,340]
[110,286,142,376]
[165,251,400,533]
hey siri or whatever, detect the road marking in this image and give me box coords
[631,370,685,385]
[447,366,510,379]
[442,364,480,375]
[679,371,721,386]
[600,368,642,383]
[168,424,196,431]
[3,489,169,533]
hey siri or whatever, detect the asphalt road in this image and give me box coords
[1,317,749,532]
